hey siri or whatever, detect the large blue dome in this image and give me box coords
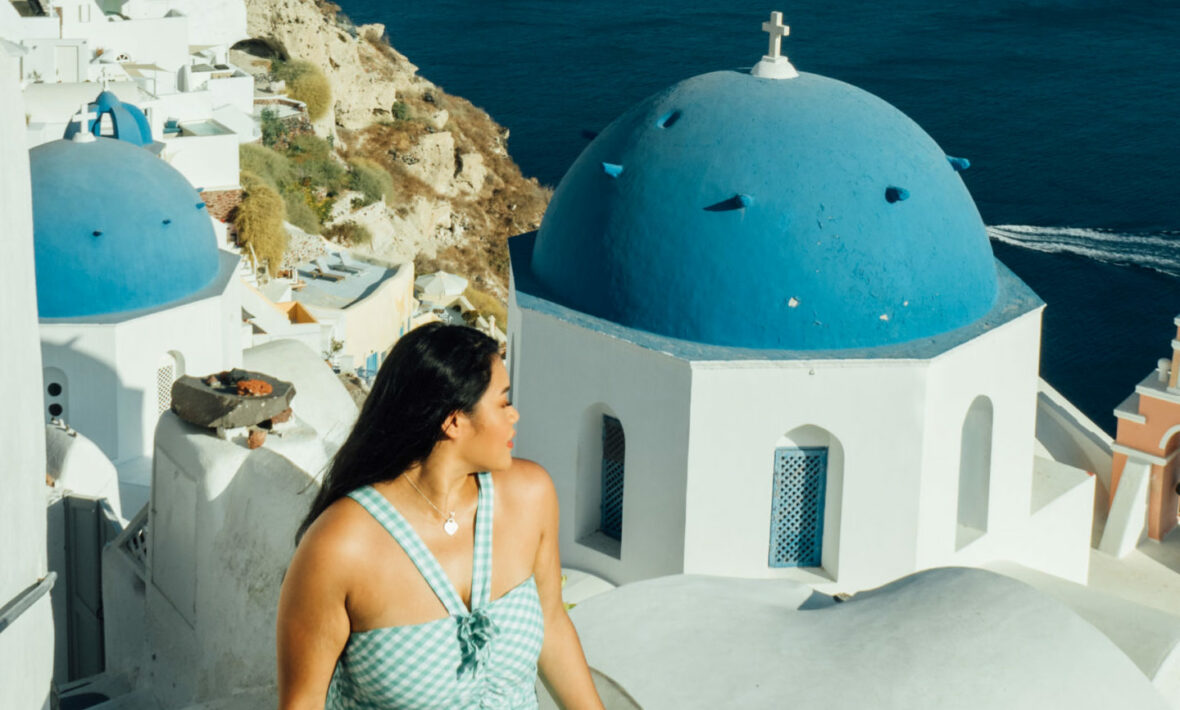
[529,70,999,350]
[31,138,220,318]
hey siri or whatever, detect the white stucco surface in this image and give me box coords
[510,306,692,586]
[1088,525,1180,619]
[46,423,123,519]
[567,569,1170,710]
[137,341,353,707]
[1100,459,1150,557]
[989,561,1180,706]
[0,47,54,710]
[242,339,359,443]
[514,287,1089,590]
[39,256,241,490]
[1036,376,1114,493]
[144,416,328,706]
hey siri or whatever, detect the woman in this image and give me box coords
[277,323,604,709]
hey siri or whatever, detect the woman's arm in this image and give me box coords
[276,516,354,710]
[527,463,606,710]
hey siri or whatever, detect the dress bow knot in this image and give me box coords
[455,608,498,678]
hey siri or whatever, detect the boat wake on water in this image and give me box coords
[987,225,1180,279]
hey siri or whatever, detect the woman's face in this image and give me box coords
[459,357,519,472]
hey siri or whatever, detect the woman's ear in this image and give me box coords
[440,411,462,441]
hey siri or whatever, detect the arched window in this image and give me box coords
[44,367,68,422]
[957,396,994,548]
[575,405,625,559]
[769,447,827,567]
[770,425,844,573]
[156,352,185,416]
[599,415,626,541]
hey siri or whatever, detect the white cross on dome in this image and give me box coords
[69,104,97,143]
[762,11,790,59]
[752,10,799,80]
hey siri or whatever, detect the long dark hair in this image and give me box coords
[296,322,501,543]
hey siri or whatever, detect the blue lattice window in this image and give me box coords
[769,447,827,568]
[600,415,625,541]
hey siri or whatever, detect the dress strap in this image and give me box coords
[470,472,494,610]
[347,485,468,616]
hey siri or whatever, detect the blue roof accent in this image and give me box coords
[30,138,220,318]
[527,70,1000,350]
[62,90,153,146]
[510,232,1044,362]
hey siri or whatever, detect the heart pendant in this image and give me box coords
[444,516,459,536]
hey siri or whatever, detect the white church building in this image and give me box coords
[32,100,241,514]
[4,8,1180,710]
[508,14,1095,593]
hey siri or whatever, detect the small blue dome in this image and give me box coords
[530,70,999,350]
[63,90,153,146]
[31,138,219,318]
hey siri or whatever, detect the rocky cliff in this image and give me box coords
[239,0,549,295]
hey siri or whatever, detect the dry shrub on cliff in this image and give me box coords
[440,92,551,247]
[283,191,322,235]
[323,220,372,246]
[236,172,289,273]
[461,286,508,330]
[240,144,294,192]
[346,124,438,206]
[418,236,509,291]
[274,60,332,121]
[358,119,429,155]
[348,158,394,206]
[287,135,347,190]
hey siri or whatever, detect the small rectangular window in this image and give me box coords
[769,446,827,568]
[600,415,625,541]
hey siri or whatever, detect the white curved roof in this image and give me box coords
[564,568,1169,709]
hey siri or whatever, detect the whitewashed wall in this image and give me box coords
[342,265,415,363]
[208,72,254,114]
[142,340,355,707]
[918,308,1042,564]
[63,17,189,71]
[511,308,692,586]
[120,0,247,47]
[685,357,928,589]
[39,270,240,504]
[512,291,1093,591]
[0,48,54,710]
[163,129,239,190]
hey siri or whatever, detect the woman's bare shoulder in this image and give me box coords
[492,458,557,507]
[292,496,381,577]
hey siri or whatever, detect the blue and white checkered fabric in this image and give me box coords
[327,473,545,709]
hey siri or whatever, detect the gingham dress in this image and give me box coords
[327,473,545,709]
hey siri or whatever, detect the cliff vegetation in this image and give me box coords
[235,0,551,299]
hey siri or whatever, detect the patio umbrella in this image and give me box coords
[415,271,468,307]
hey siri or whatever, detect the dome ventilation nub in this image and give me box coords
[705,194,753,211]
[657,110,681,128]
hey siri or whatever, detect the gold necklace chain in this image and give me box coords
[404,474,459,536]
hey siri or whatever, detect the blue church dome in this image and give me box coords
[62,90,153,146]
[31,138,220,318]
[529,70,999,350]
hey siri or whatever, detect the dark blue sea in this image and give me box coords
[339,0,1180,434]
